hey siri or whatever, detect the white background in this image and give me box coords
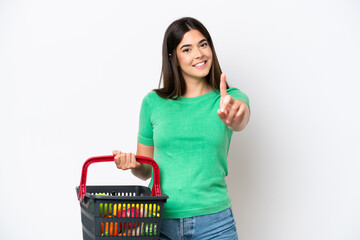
[1,0,359,239]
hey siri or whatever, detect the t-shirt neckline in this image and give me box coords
[179,89,218,102]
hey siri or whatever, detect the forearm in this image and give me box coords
[131,142,154,181]
[131,163,152,181]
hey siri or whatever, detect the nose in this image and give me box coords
[193,47,203,59]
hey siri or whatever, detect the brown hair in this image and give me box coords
[154,17,227,100]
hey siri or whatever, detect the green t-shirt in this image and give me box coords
[137,88,249,218]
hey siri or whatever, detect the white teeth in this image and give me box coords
[194,61,205,67]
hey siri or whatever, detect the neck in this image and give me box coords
[182,77,213,98]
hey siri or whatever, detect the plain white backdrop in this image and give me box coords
[1,0,359,239]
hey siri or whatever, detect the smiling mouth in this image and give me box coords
[193,61,207,68]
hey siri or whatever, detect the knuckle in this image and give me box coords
[120,166,127,170]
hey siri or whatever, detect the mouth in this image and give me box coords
[193,61,207,69]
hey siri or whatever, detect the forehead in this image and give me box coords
[178,29,206,46]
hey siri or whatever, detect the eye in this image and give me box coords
[200,42,208,48]
[182,48,191,53]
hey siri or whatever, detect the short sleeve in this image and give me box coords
[227,87,250,111]
[137,93,154,145]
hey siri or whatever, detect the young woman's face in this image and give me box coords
[176,29,213,83]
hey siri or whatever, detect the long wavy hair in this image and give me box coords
[154,17,228,100]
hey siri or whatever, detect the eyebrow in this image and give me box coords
[180,38,207,50]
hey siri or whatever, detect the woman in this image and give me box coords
[113,17,250,239]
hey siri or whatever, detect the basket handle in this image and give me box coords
[78,155,162,202]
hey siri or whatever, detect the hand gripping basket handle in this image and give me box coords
[78,155,162,202]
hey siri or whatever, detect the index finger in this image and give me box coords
[220,73,228,98]
[113,150,122,156]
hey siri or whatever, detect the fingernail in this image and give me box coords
[226,120,231,124]
[221,108,224,112]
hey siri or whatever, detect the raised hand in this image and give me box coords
[217,73,249,131]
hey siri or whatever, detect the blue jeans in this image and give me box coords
[159,207,238,240]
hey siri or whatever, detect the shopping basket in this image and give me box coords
[76,155,168,239]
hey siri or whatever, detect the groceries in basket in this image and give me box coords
[98,201,160,236]
[100,222,157,237]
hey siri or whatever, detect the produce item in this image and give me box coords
[144,204,160,217]
[145,223,157,236]
[100,222,108,236]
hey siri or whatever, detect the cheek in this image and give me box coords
[178,55,192,67]
[207,49,213,61]
[207,52,213,67]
